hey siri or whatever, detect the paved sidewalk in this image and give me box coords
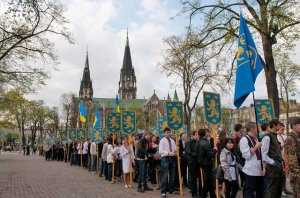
[0,152,188,198]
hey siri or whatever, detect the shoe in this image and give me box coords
[144,185,153,191]
[284,190,294,195]
[137,187,142,192]
[125,185,128,188]
[282,192,287,197]
[161,193,167,198]
[128,185,132,188]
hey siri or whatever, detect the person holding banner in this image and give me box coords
[186,130,201,198]
[106,138,114,182]
[198,129,216,198]
[159,127,176,198]
[90,141,97,171]
[239,122,264,198]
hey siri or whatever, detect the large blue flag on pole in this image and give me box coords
[234,15,264,108]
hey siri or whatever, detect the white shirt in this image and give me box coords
[239,136,263,176]
[101,143,108,161]
[83,141,89,154]
[77,143,82,154]
[159,136,176,157]
[261,135,275,165]
[90,142,97,155]
[277,134,287,157]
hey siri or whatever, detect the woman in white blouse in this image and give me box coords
[220,138,239,198]
[120,138,134,188]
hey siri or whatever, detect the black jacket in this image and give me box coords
[185,139,199,164]
[198,138,215,169]
[136,138,148,159]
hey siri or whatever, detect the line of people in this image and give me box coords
[42,116,300,198]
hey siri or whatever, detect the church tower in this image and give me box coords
[79,51,93,101]
[118,31,137,100]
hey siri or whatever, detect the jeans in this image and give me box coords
[90,155,97,171]
[160,156,176,194]
[107,163,112,181]
[244,174,264,198]
[137,160,147,186]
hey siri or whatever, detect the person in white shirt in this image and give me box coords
[89,141,97,171]
[159,127,176,198]
[82,140,89,168]
[106,137,115,182]
[77,141,83,166]
[239,122,264,198]
[120,138,134,188]
[101,139,108,179]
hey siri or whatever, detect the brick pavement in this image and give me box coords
[0,152,191,198]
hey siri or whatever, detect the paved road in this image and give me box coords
[0,152,189,198]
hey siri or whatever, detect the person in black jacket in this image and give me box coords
[186,130,201,198]
[136,130,153,192]
[198,128,217,198]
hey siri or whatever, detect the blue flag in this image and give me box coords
[234,15,264,108]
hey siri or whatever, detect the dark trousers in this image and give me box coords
[264,176,284,198]
[83,154,88,168]
[107,163,112,181]
[137,160,147,187]
[224,180,239,198]
[160,157,176,194]
[189,162,202,197]
[181,158,188,186]
[201,167,216,198]
[244,174,264,198]
[101,160,107,178]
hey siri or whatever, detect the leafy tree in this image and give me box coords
[182,0,300,117]
[0,0,73,90]
[60,93,75,136]
[160,33,226,134]
[275,50,300,131]
[1,89,29,145]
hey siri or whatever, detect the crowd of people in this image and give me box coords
[42,117,300,198]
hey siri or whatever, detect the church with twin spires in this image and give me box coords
[72,32,178,129]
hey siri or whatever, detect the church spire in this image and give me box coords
[122,29,133,71]
[79,50,93,101]
[118,30,137,100]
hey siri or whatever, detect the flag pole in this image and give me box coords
[252,92,263,170]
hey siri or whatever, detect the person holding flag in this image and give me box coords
[234,14,265,198]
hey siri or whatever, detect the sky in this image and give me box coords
[27,0,300,108]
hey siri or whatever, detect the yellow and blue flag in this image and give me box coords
[115,95,121,113]
[234,15,264,108]
[93,110,101,129]
[79,101,87,123]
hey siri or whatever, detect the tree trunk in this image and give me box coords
[261,35,280,118]
[285,87,290,133]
